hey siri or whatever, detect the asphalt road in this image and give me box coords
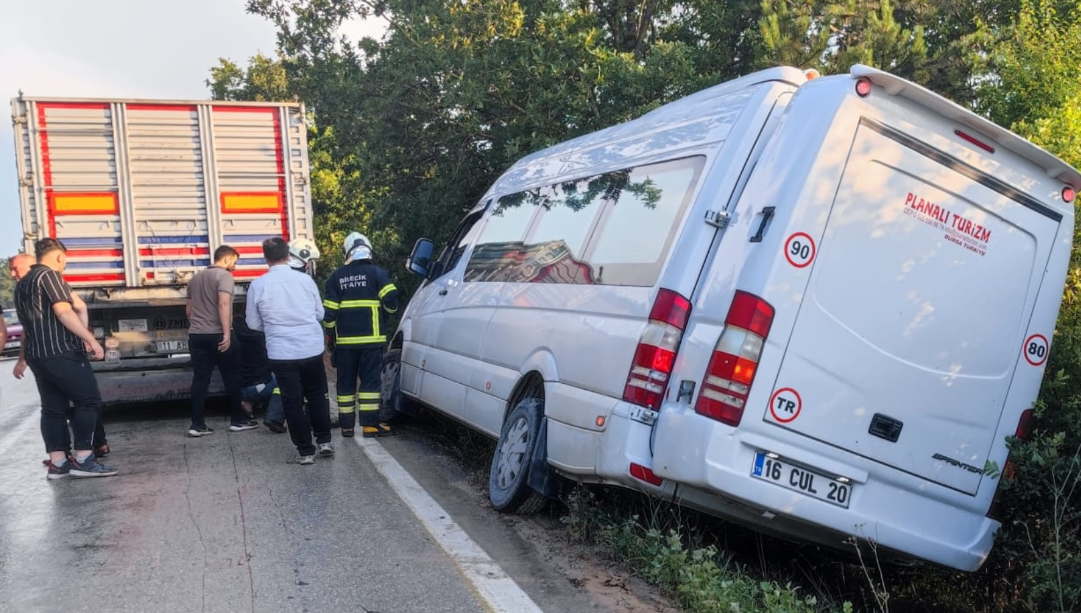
[0,362,621,613]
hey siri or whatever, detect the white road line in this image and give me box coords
[0,408,40,458]
[354,436,545,613]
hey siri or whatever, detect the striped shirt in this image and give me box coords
[14,264,82,360]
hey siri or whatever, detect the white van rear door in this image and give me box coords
[767,119,1062,495]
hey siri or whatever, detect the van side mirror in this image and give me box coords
[407,238,435,278]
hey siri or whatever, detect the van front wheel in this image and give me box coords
[489,398,547,514]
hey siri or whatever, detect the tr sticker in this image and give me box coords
[1023,334,1049,367]
[784,233,816,268]
[769,387,802,423]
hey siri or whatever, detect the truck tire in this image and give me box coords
[489,397,548,515]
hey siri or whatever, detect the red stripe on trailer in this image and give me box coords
[138,247,209,257]
[127,104,197,112]
[37,102,109,110]
[232,269,268,279]
[63,273,124,283]
[67,249,124,258]
[234,246,265,254]
[36,105,56,238]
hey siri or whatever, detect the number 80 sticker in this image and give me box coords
[784,232,816,268]
[1023,334,1049,367]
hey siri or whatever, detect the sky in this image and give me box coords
[0,0,384,257]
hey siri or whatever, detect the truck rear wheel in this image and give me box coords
[489,397,548,515]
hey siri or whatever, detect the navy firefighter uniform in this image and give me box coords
[323,232,399,437]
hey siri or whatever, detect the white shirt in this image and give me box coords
[246,264,326,360]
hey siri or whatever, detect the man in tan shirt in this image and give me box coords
[186,245,255,436]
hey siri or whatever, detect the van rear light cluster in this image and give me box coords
[623,289,692,410]
[695,291,775,426]
[988,408,1036,520]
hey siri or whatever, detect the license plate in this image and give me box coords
[4,342,18,349]
[752,451,852,508]
[157,340,188,353]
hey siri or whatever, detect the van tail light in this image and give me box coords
[622,289,692,410]
[988,408,1035,521]
[695,291,775,426]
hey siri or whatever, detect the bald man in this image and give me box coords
[9,252,33,282]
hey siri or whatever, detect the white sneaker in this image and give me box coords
[297,455,315,465]
[229,420,259,432]
[318,442,335,456]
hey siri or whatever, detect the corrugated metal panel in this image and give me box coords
[11,97,313,288]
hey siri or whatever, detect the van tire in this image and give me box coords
[489,398,548,515]
[379,348,416,424]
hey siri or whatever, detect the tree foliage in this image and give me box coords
[211,0,1081,608]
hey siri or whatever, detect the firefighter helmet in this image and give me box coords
[343,231,373,263]
[288,237,320,271]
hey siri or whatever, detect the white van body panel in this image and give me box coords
[392,64,1080,571]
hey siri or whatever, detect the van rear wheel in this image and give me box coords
[489,398,547,514]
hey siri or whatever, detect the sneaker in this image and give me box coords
[264,420,287,434]
[188,426,214,437]
[70,454,118,478]
[318,442,335,456]
[297,455,315,465]
[362,423,395,438]
[47,460,71,480]
[229,420,259,432]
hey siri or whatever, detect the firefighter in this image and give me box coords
[323,232,399,437]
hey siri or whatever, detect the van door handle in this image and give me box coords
[749,206,775,243]
[438,288,448,296]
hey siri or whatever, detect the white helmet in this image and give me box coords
[288,237,321,271]
[343,231,372,263]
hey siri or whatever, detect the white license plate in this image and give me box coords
[157,340,188,353]
[4,342,18,349]
[752,451,852,508]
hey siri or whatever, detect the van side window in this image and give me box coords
[431,208,485,280]
[464,197,540,282]
[585,157,705,286]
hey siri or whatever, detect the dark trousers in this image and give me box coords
[334,346,384,430]
[29,352,102,453]
[270,354,332,456]
[189,332,246,429]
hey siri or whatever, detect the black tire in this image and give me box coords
[489,398,548,515]
[379,348,415,424]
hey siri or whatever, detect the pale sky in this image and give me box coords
[0,0,384,257]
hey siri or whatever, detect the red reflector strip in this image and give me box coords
[232,269,268,279]
[63,273,124,284]
[138,247,210,257]
[629,463,663,486]
[954,130,995,154]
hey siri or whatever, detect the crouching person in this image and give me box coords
[246,237,333,464]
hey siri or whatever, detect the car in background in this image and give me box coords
[3,309,22,358]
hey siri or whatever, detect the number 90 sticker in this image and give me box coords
[784,232,816,268]
[1024,334,1049,367]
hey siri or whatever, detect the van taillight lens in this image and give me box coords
[695,291,775,426]
[1063,187,1076,203]
[623,289,691,410]
[988,408,1036,520]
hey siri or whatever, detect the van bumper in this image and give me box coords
[651,405,996,572]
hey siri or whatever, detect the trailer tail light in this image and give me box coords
[695,291,775,426]
[988,408,1036,521]
[623,289,692,410]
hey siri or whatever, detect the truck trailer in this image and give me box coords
[10,96,314,404]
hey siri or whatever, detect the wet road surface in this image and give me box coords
[0,363,612,613]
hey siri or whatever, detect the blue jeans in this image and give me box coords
[241,373,284,424]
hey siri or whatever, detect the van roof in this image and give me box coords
[850,65,1081,190]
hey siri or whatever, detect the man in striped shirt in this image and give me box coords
[13,238,117,479]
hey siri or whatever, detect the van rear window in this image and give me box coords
[465,156,705,286]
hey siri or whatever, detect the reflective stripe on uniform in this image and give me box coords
[358,403,380,413]
[323,299,341,310]
[358,392,380,400]
[273,388,281,395]
[337,335,387,345]
[323,320,336,329]
[378,284,397,299]
[340,299,380,308]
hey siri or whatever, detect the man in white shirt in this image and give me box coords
[245,237,334,464]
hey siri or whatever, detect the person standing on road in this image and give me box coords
[14,238,116,479]
[185,245,256,437]
[246,237,334,464]
[10,252,111,460]
[323,232,399,438]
